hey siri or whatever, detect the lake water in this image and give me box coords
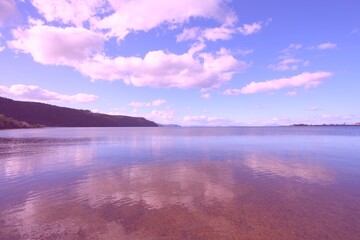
[0,127,360,239]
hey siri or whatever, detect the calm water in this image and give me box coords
[0,127,360,239]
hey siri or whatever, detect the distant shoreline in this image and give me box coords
[290,124,360,127]
[0,97,158,128]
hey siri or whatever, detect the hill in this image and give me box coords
[0,114,41,129]
[0,97,158,127]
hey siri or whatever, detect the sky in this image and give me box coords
[0,0,359,126]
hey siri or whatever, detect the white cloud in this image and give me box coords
[8,25,104,65]
[278,44,305,66]
[177,19,268,42]
[269,44,308,72]
[95,0,236,40]
[201,93,211,99]
[238,114,360,126]
[308,106,321,111]
[183,115,232,125]
[238,22,262,36]
[0,0,18,27]
[237,48,253,56]
[285,91,297,96]
[268,57,307,71]
[185,115,227,123]
[0,33,5,52]
[77,46,249,88]
[8,23,248,89]
[105,107,127,115]
[319,114,353,121]
[176,27,200,42]
[315,42,337,50]
[224,71,333,95]
[281,44,302,53]
[176,25,237,42]
[202,25,236,41]
[30,0,106,26]
[30,0,238,41]
[0,84,98,103]
[6,1,257,90]
[146,108,176,124]
[129,99,166,107]
[296,114,356,125]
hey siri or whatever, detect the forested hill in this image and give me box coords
[0,114,40,129]
[0,97,158,127]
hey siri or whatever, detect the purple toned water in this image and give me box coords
[1,127,359,239]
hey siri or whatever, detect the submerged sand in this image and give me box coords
[1,159,359,240]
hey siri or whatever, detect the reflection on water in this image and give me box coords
[1,138,94,179]
[76,161,236,210]
[0,127,360,239]
[244,153,333,183]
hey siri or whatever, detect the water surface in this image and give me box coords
[1,127,360,239]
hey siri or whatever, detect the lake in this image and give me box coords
[0,127,360,239]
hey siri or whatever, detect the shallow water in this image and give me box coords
[0,127,360,239]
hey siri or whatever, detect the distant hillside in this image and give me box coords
[0,114,41,129]
[0,97,158,127]
[158,124,182,127]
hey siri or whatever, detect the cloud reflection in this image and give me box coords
[0,139,94,178]
[76,161,236,209]
[244,154,333,183]
[1,160,238,239]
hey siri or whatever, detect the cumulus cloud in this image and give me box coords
[0,84,98,103]
[146,108,176,124]
[129,99,166,107]
[177,25,236,42]
[177,20,267,42]
[202,26,236,41]
[28,0,239,41]
[0,0,18,27]
[95,0,236,40]
[30,0,105,26]
[8,25,104,65]
[29,0,238,40]
[8,22,248,89]
[77,45,249,88]
[238,22,262,36]
[6,0,256,90]
[176,27,201,42]
[315,42,337,50]
[224,71,333,95]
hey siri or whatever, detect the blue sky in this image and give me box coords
[0,0,359,126]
